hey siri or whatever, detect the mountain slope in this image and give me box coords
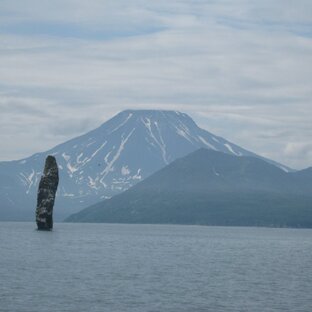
[0,110,290,221]
[66,149,312,227]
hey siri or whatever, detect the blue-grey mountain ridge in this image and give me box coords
[0,110,293,221]
[66,149,312,227]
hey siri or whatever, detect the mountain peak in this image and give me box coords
[119,109,183,115]
[0,109,291,221]
[110,109,194,124]
[97,109,199,140]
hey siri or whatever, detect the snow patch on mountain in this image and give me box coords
[85,142,107,164]
[88,176,98,190]
[213,167,220,176]
[121,166,130,176]
[141,117,168,164]
[110,113,133,133]
[67,162,78,175]
[100,128,135,183]
[62,153,70,162]
[132,169,142,180]
[176,128,193,143]
[198,136,217,151]
[224,143,240,156]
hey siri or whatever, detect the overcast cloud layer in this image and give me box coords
[0,0,311,169]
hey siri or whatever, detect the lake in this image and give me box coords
[0,223,312,312]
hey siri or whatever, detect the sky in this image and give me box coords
[0,0,311,169]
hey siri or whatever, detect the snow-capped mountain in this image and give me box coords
[0,110,290,221]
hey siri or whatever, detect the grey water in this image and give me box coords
[1,223,312,312]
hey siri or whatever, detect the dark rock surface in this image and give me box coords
[36,156,59,230]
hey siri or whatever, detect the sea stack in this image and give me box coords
[36,155,59,230]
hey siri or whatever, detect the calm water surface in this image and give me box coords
[0,222,312,312]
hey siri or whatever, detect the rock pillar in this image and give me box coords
[36,156,59,230]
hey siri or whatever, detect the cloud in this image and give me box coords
[284,142,312,169]
[285,142,312,157]
[0,0,312,169]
